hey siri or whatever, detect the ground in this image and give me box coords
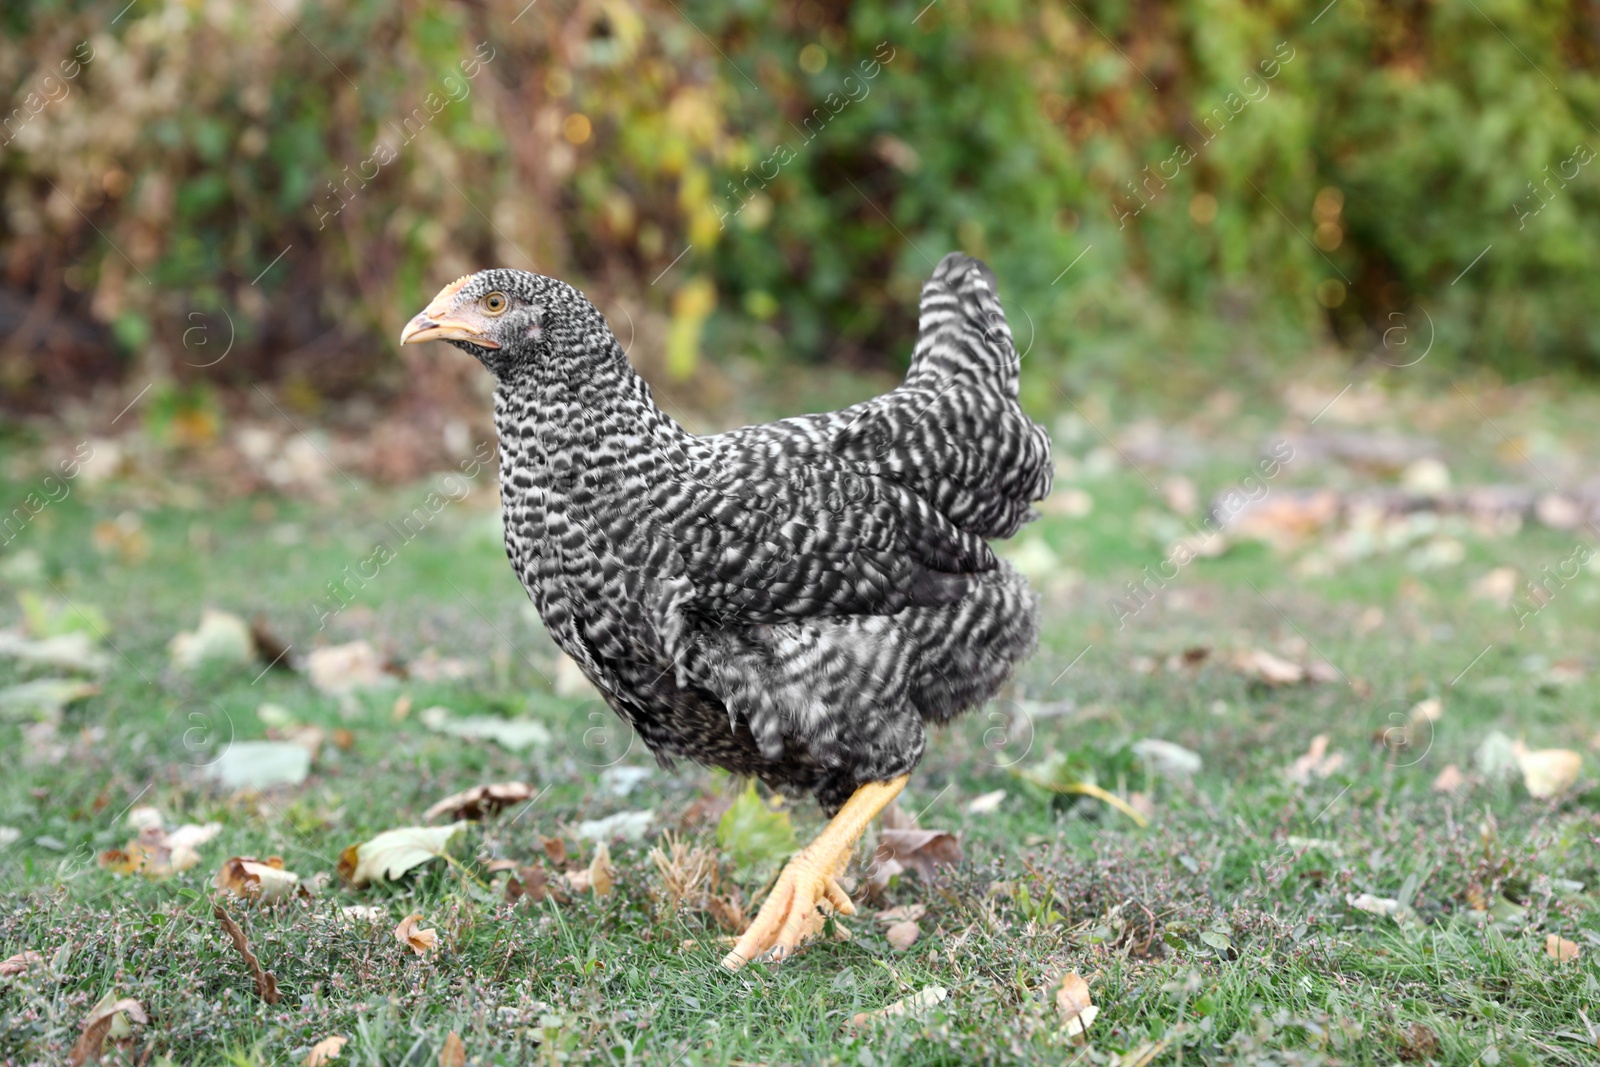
[2,367,1599,1065]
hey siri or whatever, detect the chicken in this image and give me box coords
[400,252,1052,967]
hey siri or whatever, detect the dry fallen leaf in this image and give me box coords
[213,856,304,904]
[304,1035,349,1066]
[1431,764,1466,793]
[1055,971,1098,1039]
[337,905,388,925]
[868,828,962,890]
[876,903,927,924]
[1410,698,1443,723]
[67,992,147,1066]
[1117,1038,1171,1067]
[1226,489,1340,548]
[1473,566,1519,602]
[588,841,616,896]
[0,629,111,675]
[439,1031,466,1067]
[965,789,1007,814]
[0,677,99,720]
[307,641,395,694]
[97,815,222,879]
[0,949,43,977]
[394,913,441,955]
[214,904,281,1003]
[504,864,557,906]
[420,706,552,751]
[1546,934,1581,963]
[1286,734,1346,784]
[205,740,313,790]
[338,823,467,886]
[542,835,568,865]
[884,920,920,951]
[1346,892,1416,925]
[1233,648,1308,686]
[1512,742,1582,799]
[846,986,949,1031]
[169,609,256,672]
[424,781,534,822]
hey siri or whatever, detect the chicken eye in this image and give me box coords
[481,292,508,315]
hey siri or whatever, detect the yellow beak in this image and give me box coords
[399,311,500,348]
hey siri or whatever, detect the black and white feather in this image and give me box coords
[437,253,1052,814]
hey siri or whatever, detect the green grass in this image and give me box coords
[2,381,1600,1065]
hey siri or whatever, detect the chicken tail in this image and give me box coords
[832,252,1053,540]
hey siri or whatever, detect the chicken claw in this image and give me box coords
[721,775,908,970]
[721,850,857,967]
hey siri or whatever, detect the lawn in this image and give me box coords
[2,371,1599,1065]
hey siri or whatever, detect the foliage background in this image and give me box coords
[3,0,1599,417]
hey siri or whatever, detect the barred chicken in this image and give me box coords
[401,252,1052,967]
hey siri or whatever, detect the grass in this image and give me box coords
[2,374,1599,1065]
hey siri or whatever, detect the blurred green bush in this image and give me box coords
[2,0,1597,412]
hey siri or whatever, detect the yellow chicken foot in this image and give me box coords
[721,775,909,970]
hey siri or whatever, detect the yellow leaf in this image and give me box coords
[1286,734,1345,783]
[304,1035,348,1066]
[1055,971,1097,1039]
[885,920,920,951]
[439,1031,466,1067]
[588,841,615,897]
[1512,743,1582,798]
[394,914,440,955]
[1546,934,1581,963]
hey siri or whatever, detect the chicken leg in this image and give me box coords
[721,775,908,969]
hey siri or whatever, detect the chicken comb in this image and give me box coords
[425,273,476,314]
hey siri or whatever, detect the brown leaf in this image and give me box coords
[394,913,440,955]
[876,903,927,924]
[439,1031,466,1067]
[880,800,919,831]
[250,615,295,673]
[884,920,920,951]
[213,855,303,904]
[541,835,568,865]
[304,1035,348,1066]
[505,865,551,905]
[1431,764,1466,793]
[1055,971,1097,1039]
[846,986,949,1031]
[1286,734,1345,784]
[307,641,397,695]
[0,949,43,977]
[1233,648,1307,686]
[868,828,961,890]
[213,904,281,1003]
[96,814,221,879]
[1546,934,1581,963]
[423,781,534,822]
[67,993,147,1066]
